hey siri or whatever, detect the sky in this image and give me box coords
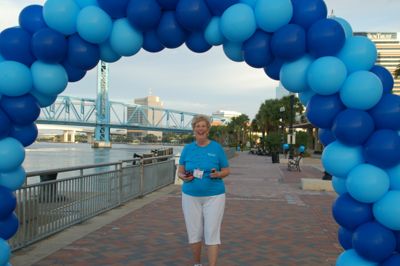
[0,0,399,119]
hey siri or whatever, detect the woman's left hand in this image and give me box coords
[210,168,221,178]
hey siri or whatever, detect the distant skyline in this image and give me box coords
[0,0,399,119]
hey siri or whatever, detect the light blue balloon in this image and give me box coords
[223,41,244,62]
[0,138,25,172]
[307,56,347,95]
[333,17,353,39]
[298,90,315,106]
[204,17,225,46]
[373,191,400,230]
[336,249,378,266]
[74,0,98,8]
[220,3,257,43]
[77,6,112,44]
[321,141,364,177]
[30,89,57,108]
[31,61,68,96]
[255,0,293,32]
[0,61,33,97]
[43,0,80,35]
[0,239,10,266]
[0,166,26,191]
[110,18,143,57]
[387,164,400,190]
[346,164,390,203]
[280,54,314,93]
[240,0,257,7]
[99,41,121,63]
[340,70,383,110]
[337,36,377,73]
[332,176,347,195]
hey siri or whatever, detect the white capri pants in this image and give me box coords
[182,193,225,245]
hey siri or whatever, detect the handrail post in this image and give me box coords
[117,162,123,204]
[79,169,84,222]
[140,158,144,197]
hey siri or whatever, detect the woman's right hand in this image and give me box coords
[178,171,194,182]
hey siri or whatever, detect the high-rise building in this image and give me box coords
[212,110,242,120]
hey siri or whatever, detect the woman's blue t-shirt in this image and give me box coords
[179,140,229,197]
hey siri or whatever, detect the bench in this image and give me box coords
[287,154,303,172]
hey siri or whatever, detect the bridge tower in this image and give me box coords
[92,61,112,148]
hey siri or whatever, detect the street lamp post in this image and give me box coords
[288,93,295,159]
[279,106,285,155]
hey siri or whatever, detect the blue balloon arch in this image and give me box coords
[0,0,400,264]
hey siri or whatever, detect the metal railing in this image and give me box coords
[10,155,176,251]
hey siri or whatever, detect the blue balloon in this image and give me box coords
[30,90,57,108]
[43,0,80,35]
[127,0,162,32]
[74,0,98,8]
[205,0,238,16]
[185,32,212,53]
[332,193,373,230]
[382,255,400,266]
[0,166,26,191]
[337,250,379,266]
[322,141,364,177]
[318,128,336,147]
[0,108,10,139]
[306,93,345,129]
[77,6,113,44]
[31,28,68,63]
[156,12,187,49]
[31,61,68,96]
[332,109,375,146]
[353,221,396,262]
[387,164,400,190]
[0,213,19,240]
[337,36,377,73]
[270,24,306,61]
[220,3,257,42]
[254,0,293,32]
[0,94,40,125]
[307,56,347,95]
[370,65,394,94]
[307,19,345,57]
[332,176,347,195]
[240,0,256,7]
[204,17,225,46]
[176,0,212,32]
[340,71,383,110]
[290,0,327,29]
[0,27,35,66]
[338,226,353,249]
[364,129,400,169]
[374,191,400,230]
[263,58,284,81]
[298,145,305,153]
[142,31,165,53]
[298,90,315,106]
[223,41,244,62]
[243,30,272,68]
[0,186,16,219]
[396,231,400,252]
[0,54,4,62]
[0,238,11,266]
[369,94,400,131]
[333,17,353,39]
[62,61,87,82]
[0,61,33,97]
[110,19,143,57]
[99,41,122,62]
[280,54,314,93]
[156,0,179,10]
[19,5,47,34]
[97,0,130,19]
[10,123,38,147]
[67,34,100,70]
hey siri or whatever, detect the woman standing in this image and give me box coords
[178,115,230,266]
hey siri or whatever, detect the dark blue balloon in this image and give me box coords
[97,0,130,19]
[0,213,19,240]
[307,19,345,57]
[67,34,100,70]
[290,0,327,29]
[143,31,165,53]
[10,123,38,147]
[370,65,394,94]
[176,0,212,32]
[338,226,353,250]
[156,12,187,49]
[0,186,16,219]
[0,94,41,125]
[395,231,400,252]
[0,109,11,139]
[382,255,400,266]
[369,94,400,131]
[31,28,67,63]
[318,128,336,147]
[263,58,284,80]
[364,129,400,169]
[332,193,373,230]
[156,0,179,10]
[30,90,57,108]
[0,27,35,66]
[205,0,238,16]
[185,32,212,53]
[306,93,345,129]
[271,24,306,61]
[127,0,162,32]
[332,109,375,146]
[18,5,47,34]
[352,221,396,262]
[243,30,273,68]
[62,61,87,82]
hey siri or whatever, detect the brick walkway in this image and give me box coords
[17,153,341,266]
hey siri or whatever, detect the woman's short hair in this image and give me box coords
[191,114,211,129]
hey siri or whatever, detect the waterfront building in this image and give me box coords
[212,110,241,120]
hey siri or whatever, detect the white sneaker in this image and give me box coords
[194,264,202,266]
